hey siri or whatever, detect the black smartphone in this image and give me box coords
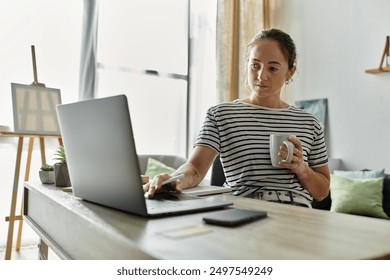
[203,208,267,227]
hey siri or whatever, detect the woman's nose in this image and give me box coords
[257,69,267,80]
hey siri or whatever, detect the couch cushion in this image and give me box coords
[333,169,390,217]
[144,157,177,179]
[138,154,186,175]
[334,168,385,179]
[330,175,389,219]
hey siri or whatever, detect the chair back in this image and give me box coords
[211,155,226,186]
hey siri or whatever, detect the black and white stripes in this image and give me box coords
[194,100,328,203]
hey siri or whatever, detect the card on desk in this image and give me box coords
[203,208,267,227]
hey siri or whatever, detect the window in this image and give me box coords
[96,0,189,157]
[0,0,82,128]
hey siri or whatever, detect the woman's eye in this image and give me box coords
[270,67,279,72]
[251,63,260,70]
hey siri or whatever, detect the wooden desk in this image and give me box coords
[24,181,390,260]
[1,131,62,260]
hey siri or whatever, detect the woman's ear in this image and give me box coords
[286,66,296,82]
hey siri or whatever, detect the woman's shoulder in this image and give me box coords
[288,105,316,117]
[288,105,323,126]
[208,99,245,112]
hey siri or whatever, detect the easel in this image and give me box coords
[30,46,46,87]
[365,36,390,74]
[2,46,62,260]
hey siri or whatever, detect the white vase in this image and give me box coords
[39,171,55,184]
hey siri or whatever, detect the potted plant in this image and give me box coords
[39,163,55,184]
[54,145,71,187]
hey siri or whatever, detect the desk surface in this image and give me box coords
[24,182,390,260]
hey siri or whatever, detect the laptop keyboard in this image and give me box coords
[145,193,201,211]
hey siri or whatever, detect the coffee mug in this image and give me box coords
[270,134,294,167]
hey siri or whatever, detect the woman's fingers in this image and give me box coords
[144,173,183,198]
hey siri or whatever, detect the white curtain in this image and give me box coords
[216,0,267,102]
[78,0,99,100]
[188,0,218,151]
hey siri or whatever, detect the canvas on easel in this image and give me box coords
[11,83,61,135]
[11,45,62,135]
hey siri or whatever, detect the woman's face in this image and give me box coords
[247,39,295,99]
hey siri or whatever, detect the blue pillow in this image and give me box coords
[333,169,385,179]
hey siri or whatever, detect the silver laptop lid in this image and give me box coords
[56,95,148,216]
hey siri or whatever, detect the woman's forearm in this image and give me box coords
[175,146,218,190]
[295,164,330,201]
[174,163,203,190]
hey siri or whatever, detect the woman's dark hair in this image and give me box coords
[245,28,297,70]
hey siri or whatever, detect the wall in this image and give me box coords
[0,0,83,248]
[270,0,390,171]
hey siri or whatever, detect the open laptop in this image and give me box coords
[56,95,232,216]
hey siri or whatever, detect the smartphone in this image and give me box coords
[203,208,267,227]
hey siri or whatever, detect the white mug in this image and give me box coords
[270,134,294,167]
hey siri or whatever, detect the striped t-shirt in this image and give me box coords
[194,100,328,203]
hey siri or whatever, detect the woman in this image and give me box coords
[145,28,330,207]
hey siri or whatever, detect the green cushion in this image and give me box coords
[144,157,176,179]
[330,175,388,219]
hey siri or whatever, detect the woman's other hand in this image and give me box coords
[278,135,307,175]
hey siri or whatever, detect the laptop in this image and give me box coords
[56,95,232,216]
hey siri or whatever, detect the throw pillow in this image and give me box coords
[333,168,385,179]
[144,157,176,179]
[330,175,388,219]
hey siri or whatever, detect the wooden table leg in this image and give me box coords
[38,239,48,260]
[5,137,24,260]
